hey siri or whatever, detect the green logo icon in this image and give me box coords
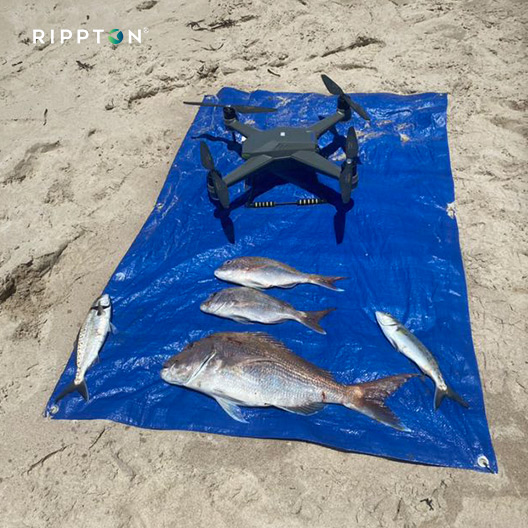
[108,29,123,44]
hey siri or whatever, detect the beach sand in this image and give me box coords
[0,0,527,526]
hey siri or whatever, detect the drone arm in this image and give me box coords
[224,118,258,139]
[307,110,348,138]
[291,151,341,180]
[223,155,273,186]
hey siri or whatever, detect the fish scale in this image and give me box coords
[161,332,415,429]
[228,358,338,406]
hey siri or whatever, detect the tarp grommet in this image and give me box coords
[477,455,490,469]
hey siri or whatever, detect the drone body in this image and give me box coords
[240,127,317,159]
[184,75,370,209]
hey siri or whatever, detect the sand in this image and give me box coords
[0,0,527,526]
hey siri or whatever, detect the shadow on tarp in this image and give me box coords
[46,88,497,473]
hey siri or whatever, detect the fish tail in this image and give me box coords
[344,374,417,430]
[434,384,469,410]
[308,275,347,292]
[55,380,89,403]
[299,308,336,334]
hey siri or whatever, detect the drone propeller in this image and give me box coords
[185,101,277,114]
[321,74,370,121]
[199,141,230,209]
[199,140,215,171]
[339,127,359,204]
[345,125,359,159]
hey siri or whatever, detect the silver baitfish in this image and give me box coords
[200,287,335,334]
[55,294,113,402]
[214,257,347,291]
[375,311,468,410]
[161,332,415,430]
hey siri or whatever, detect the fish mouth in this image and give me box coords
[200,302,212,313]
[200,297,218,312]
[98,293,111,306]
[214,269,233,280]
[375,311,397,326]
[160,362,176,381]
[91,293,111,311]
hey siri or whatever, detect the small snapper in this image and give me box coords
[161,332,416,430]
[55,294,113,403]
[214,257,347,291]
[200,287,335,334]
[375,311,468,410]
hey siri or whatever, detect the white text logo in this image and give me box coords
[32,29,143,45]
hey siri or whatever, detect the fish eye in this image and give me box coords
[224,260,232,265]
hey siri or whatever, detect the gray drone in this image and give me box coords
[184,74,370,209]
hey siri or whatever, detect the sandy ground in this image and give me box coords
[0,0,527,526]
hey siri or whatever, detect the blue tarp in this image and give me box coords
[47,88,497,472]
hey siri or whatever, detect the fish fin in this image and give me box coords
[215,397,248,423]
[299,308,336,334]
[433,387,445,410]
[345,374,417,431]
[434,384,469,410]
[277,402,325,415]
[78,380,89,401]
[308,275,348,292]
[110,322,118,334]
[231,316,251,325]
[55,380,89,403]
